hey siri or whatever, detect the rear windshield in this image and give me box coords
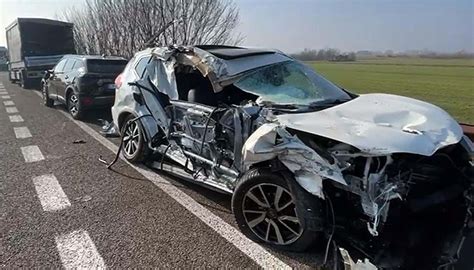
[86,59,127,74]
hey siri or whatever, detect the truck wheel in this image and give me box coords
[67,92,85,120]
[20,71,32,89]
[42,83,54,107]
[232,168,323,252]
[8,71,14,82]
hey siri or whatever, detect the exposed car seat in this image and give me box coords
[187,87,217,106]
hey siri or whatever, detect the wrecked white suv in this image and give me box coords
[111,45,473,269]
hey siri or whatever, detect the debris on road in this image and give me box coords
[74,195,92,202]
[99,119,119,137]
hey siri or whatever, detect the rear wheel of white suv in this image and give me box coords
[121,114,149,163]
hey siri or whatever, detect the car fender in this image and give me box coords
[117,106,159,143]
[65,86,76,98]
[241,123,346,199]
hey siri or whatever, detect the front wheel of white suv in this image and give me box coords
[231,168,324,252]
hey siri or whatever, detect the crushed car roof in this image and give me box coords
[61,54,127,61]
[195,45,277,60]
[146,45,293,92]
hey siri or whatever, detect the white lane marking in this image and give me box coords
[32,174,71,212]
[4,100,14,106]
[14,126,32,139]
[37,91,291,269]
[9,115,24,122]
[6,107,19,113]
[55,230,105,269]
[2,95,11,99]
[21,145,45,163]
[0,91,7,94]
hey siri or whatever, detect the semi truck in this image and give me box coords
[5,18,75,89]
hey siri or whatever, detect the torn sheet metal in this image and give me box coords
[276,94,463,156]
[176,46,292,92]
[242,123,346,198]
[144,45,292,93]
[99,119,119,137]
[339,248,378,270]
[145,56,178,100]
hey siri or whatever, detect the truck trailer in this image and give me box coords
[5,18,75,88]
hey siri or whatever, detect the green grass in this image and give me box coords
[308,57,474,123]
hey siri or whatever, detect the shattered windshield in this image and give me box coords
[234,61,351,106]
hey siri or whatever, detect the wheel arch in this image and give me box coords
[65,86,76,100]
[118,111,134,132]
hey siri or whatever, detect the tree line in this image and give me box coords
[60,0,242,59]
[290,48,356,62]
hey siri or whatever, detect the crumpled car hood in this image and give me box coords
[276,93,463,156]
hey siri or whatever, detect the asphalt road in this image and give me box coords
[0,72,472,269]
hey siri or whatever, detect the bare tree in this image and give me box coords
[60,0,242,58]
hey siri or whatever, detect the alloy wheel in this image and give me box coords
[123,121,140,157]
[42,85,47,102]
[69,94,79,115]
[242,183,302,245]
[42,83,48,103]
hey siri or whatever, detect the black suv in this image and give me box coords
[41,55,127,119]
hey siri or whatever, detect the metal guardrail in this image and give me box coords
[461,123,474,141]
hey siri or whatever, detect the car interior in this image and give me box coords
[174,64,258,107]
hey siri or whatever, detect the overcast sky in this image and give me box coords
[0,0,472,53]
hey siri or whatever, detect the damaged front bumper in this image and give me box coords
[243,123,474,269]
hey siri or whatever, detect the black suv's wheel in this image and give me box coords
[67,92,84,120]
[232,168,323,251]
[121,114,149,163]
[42,83,54,107]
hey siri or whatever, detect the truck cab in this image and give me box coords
[5,18,75,89]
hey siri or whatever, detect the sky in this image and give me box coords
[0,0,473,53]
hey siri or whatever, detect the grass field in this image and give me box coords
[309,57,474,124]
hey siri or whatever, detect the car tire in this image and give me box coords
[20,72,32,89]
[42,83,54,107]
[232,168,323,252]
[120,114,149,163]
[67,92,85,120]
[8,71,14,82]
